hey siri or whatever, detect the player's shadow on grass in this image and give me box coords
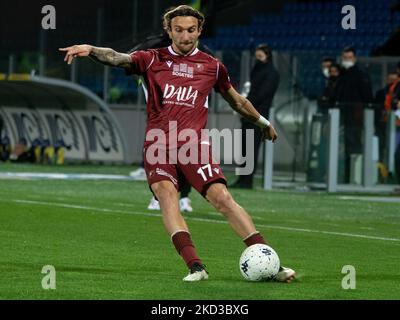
[3,261,129,275]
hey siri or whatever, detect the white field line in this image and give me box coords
[0,172,132,180]
[207,211,264,220]
[339,196,400,203]
[11,199,161,219]
[114,202,139,208]
[5,199,400,243]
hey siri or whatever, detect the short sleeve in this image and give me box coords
[214,61,232,94]
[125,50,155,76]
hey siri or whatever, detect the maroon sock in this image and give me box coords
[171,231,202,269]
[244,232,266,247]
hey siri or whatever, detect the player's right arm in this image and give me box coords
[59,45,131,68]
[215,61,277,142]
[221,87,278,142]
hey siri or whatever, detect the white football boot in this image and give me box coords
[179,197,193,213]
[147,197,160,210]
[183,263,209,282]
[129,167,147,181]
[274,266,296,283]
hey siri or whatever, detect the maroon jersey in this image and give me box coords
[128,46,232,148]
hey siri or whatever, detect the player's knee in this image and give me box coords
[212,192,236,214]
[151,181,177,201]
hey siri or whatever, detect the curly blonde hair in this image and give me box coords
[163,5,205,31]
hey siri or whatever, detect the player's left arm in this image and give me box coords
[221,87,278,142]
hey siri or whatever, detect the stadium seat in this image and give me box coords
[195,3,395,96]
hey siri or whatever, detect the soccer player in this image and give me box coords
[60,5,295,282]
[126,6,214,213]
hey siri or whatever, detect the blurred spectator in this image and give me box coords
[9,138,33,162]
[321,57,335,81]
[396,135,400,185]
[375,62,400,185]
[395,107,400,184]
[335,47,373,183]
[54,140,65,165]
[41,139,55,164]
[0,115,5,161]
[395,62,400,184]
[318,63,341,114]
[0,137,11,162]
[374,71,399,162]
[231,44,280,189]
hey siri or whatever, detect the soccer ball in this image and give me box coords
[239,244,280,281]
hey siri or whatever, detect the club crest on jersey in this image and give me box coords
[195,63,204,71]
[172,63,194,78]
[163,84,198,106]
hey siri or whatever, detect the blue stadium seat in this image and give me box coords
[209,2,394,85]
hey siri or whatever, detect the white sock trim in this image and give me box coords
[170,229,190,241]
[242,231,260,241]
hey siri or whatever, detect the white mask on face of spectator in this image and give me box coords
[341,60,355,69]
[322,68,330,78]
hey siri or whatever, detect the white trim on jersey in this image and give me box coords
[216,62,220,79]
[204,96,209,109]
[168,46,179,56]
[146,52,155,70]
[130,50,154,70]
[168,46,199,56]
[141,80,149,102]
[190,48,199,56]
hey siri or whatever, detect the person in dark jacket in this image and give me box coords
[232,44,280,188]
[318,63,341,113]
[374,71,399,162]
[334,47,374,183]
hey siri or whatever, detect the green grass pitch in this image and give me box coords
[0,163,399,299]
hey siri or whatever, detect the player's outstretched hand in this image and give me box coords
[262,124,278,142]
[59,44,93,64]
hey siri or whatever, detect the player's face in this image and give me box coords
[168,16,201,55]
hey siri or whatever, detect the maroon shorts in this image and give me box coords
[143,142,227,197]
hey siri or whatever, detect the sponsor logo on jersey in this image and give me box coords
[163,84,198,106]
[172,63,194,78]
[166,61,173,68]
